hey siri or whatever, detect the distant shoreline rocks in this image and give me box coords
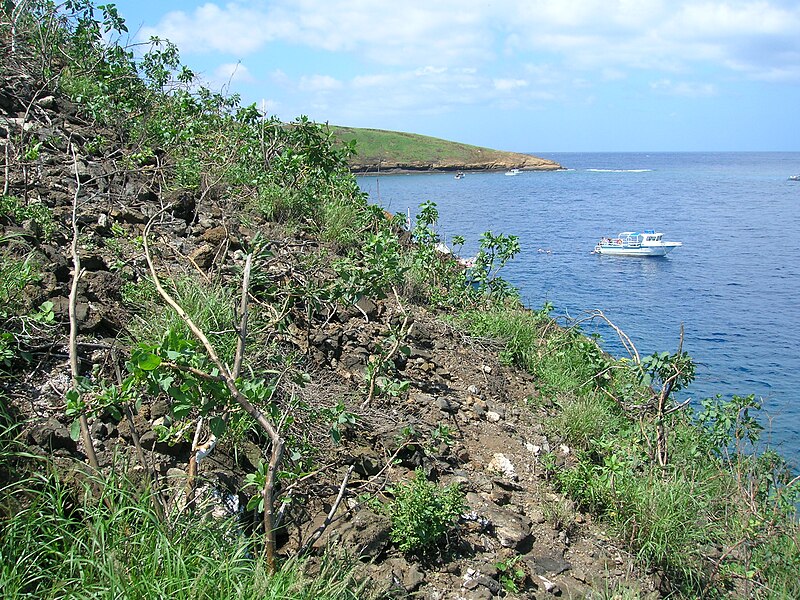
[352,154,563,174]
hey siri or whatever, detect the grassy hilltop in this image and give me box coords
[335,126,562,172]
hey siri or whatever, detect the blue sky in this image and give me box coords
[109,1,800,152]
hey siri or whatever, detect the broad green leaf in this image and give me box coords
[209,416,226,437]
[70,419,81,441]
[137,352,162,371]
[172,402,192,418]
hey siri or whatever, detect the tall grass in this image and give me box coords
[459,304,610,396]
[0,462,370,599]
[122,276,243,365]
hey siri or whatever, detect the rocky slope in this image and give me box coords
[0,49,659,599]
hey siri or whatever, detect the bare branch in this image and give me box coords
[143,208,284,570]
[299,465,355,555]
[68,144,100,471]
[233,253,252,379]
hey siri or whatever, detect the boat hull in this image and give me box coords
[595,243,680,257]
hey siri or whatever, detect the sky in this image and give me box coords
[107,1,800,152]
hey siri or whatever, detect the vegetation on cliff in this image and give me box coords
[0,2,798,599]
[334,126,562,173]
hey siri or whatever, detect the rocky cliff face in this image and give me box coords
[351,153,562,173]
[0,42,659,599]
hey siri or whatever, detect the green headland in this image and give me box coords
[335,126,562,172]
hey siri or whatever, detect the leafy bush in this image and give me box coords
[122,276,242,365]
[0,249,40,319]
[389,469,464,554]
[467,231,520,300]
[0,196,56,240]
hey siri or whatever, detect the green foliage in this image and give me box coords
[458,304,549,368]
[495,555,526,594]
[428,423,455,448]
[697,393,763,456]
[468,231,520,300]
[459,303,612,396]
[402,201,467,306]
[546,392,624,453]
[638,349,696,394]
[335,229,408,303]
[0,196,56,240]
[0,237,54,372]
[318,401,357,445]
[0,464,370,599]
[0,250,40,319]
[123,276,241,365]
[388,469,464,554]
[244,460,270,512]
[549,380,800,595]
[411,200,439,246]
[362,324,411,400]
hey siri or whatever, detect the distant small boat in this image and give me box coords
[594,230,681,257]
[505,168,521,176]
[789,175,800,181]
[454,171,465,179]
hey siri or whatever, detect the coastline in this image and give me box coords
[351,158,564,175]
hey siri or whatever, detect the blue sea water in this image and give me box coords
[357,152,800,467]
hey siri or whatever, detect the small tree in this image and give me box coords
[636,326,695,466]
[469,231,520,300]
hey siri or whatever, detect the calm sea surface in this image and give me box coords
[357,152,800,467]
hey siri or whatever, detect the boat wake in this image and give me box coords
[586,168,653,173]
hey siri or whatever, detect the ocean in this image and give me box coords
[357,152,800,467]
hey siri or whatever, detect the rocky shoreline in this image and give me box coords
[351,155,563,175]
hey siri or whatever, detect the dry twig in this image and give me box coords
[143,205,284,570]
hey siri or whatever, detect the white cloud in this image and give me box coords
[140,1,800,83]
[213,62,254,84]
[140,3,281,55]
[650,79,717,97]
[524,1,800,79]
[137,0,800,129]
[298,74,343,92]
[493,78,529,92]
[415,66,448,76]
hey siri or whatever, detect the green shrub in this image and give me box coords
[389,469,464,554]
[251,183,309,223]
[0,196,56,240]
[0,250,40,318]
[458,302,613,396]
[458,304,548,365]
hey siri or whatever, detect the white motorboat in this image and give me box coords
[789,175,800,181]
[505,168,521,176]
[594,230,681,256]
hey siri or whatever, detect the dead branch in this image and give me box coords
[144,206,284,571]
[582,310,641,364]
[655,323,686,467]
[68,144,100,471]
[299,465,355,555]
[233,253,252,379]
